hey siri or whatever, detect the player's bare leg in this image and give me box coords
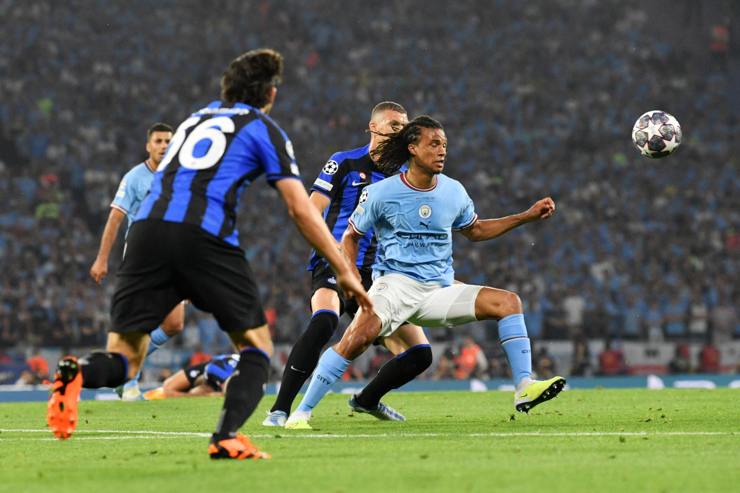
[48,332,148,439]
[349,324,433,421]
[335,307,383,359]
[473,287,565,412]
[121,303,186,400]
[209,324,272,459]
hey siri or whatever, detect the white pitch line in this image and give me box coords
[1,429,738,441]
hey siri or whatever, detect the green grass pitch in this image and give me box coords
[1,389,738,493]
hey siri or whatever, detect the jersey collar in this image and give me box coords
[400,172,437,192]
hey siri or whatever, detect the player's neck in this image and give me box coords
[404,167,436,190]
[144,159,157,172]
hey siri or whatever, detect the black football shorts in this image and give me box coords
[310,261,373,317]
[111,220,266,334]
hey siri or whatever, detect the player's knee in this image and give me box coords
[476,289,522,320]
[161,319,184,335]
[416,345,433,372]
[500,291,523,316]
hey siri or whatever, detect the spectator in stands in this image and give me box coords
[697,340,721,373]
[668,344,692,374]
[25,348,49,383]
[664,293,688,338]
[454,337,488,380]
[687,287,709,339]
[432,346,456,380]
[534,346,557,380]
[562,287,586,338]
[597,339,628,376]
[570,333,592,376]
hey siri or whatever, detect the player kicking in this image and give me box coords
[47,48,372,460]
[89,122,185,401]
[263,102,432,427]
[143,353,239,400]
[285,116,565,429]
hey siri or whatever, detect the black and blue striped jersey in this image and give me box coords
[307,144,393,271]
[135,101,300,246]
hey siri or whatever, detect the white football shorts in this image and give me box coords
[367,273,483,337]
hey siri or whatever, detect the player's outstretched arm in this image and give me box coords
[275,179,373,312]
[90,207,126,284]
[459,197,555,242]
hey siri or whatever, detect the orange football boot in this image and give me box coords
[47,356,83,440]
[208,433,271,460]
[143,387,166,400]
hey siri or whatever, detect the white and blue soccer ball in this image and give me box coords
[631,110,682,158]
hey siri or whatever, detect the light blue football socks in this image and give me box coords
[295,347,350,413]
[498,314,532,387]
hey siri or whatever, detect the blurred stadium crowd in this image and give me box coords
[0,1,738,376]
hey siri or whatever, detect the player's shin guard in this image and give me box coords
[79,352,128,388]
[355,344,433,409]
[498,314,532,387]
[295,347,349,413]
[213,348,270,440]
[271,310,339,414]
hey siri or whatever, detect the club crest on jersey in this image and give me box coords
[419,204,432,219]
[322,160,339,175]
[359,188,369,204]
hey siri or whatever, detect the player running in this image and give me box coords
[285,116,565,429]
[47,49,372,460]
[89,123,184,401]
[263,102,432,427]
[143,353,239,400]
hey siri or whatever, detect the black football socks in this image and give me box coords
[213,348,270,440]
[355,344,433,409]
[79,352,129,388]
[271,310,339,414]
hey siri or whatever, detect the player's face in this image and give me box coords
[146,131,172,164]
[369,110,408,141]
[409,127,447,174]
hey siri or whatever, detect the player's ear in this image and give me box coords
[407,143,417,157]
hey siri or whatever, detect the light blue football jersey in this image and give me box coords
[110,162,155,234]
[349,172,477,286]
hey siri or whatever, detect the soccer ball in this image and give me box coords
[631,110,682,158]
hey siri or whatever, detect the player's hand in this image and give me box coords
[524,197,556,222]
[89,258,108,284]
[336,271,373,314]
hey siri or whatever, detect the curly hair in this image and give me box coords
[220,48,283,108]
[370,115,443,174]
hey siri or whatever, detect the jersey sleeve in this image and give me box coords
[251,117,301,186]
[110,171,136,215]
[310,153,349,199]
[452,186,478,230]
[348,185,379,235]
